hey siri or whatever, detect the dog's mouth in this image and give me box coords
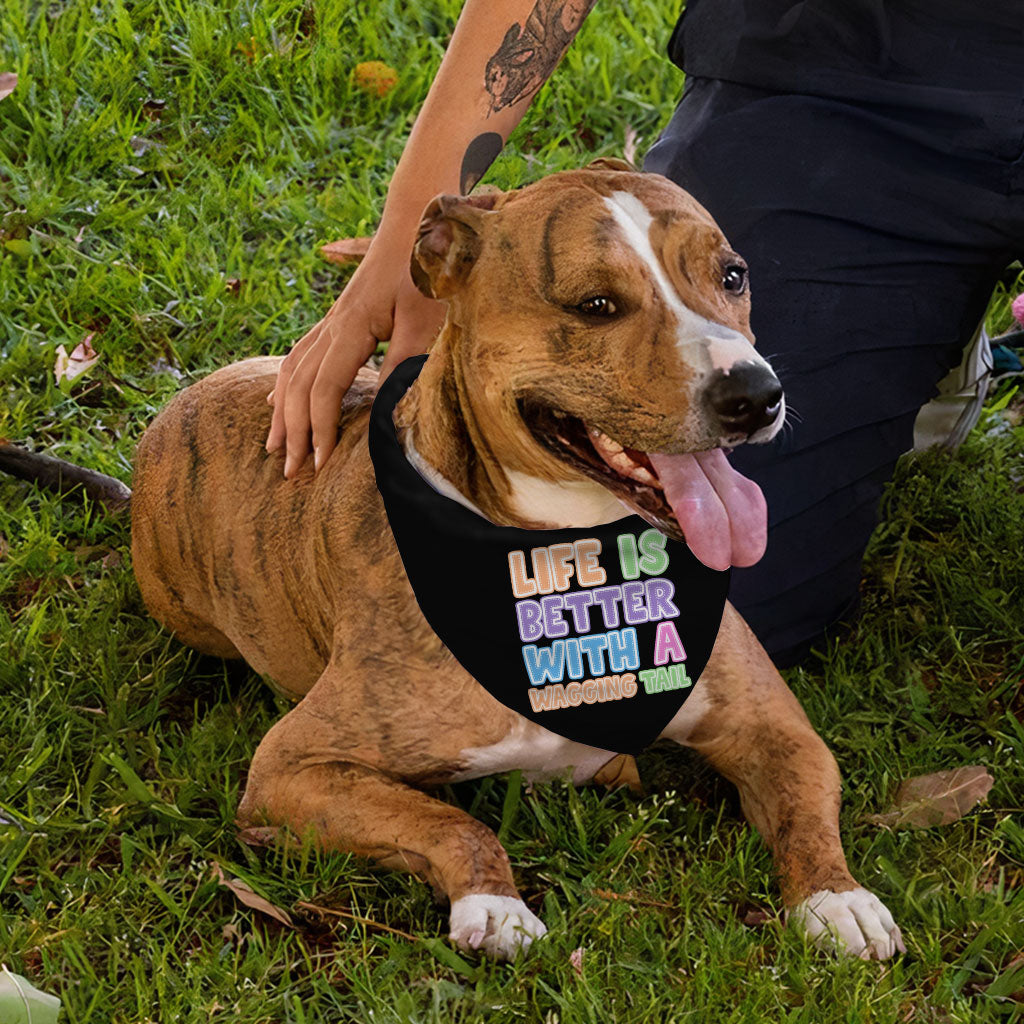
[520,401,674,530]
[520,401,767,570]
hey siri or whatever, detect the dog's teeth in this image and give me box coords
[587,428,659,487]
[625,464,659,486]
[588,428,624,457]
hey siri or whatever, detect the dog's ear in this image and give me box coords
[411,193,501,299]
[585,157,635,173]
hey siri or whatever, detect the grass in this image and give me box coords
[0,0,1022,1020]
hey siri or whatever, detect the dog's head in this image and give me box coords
[410,164,785,570]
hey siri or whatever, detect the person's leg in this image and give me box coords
[645,80,1017,663]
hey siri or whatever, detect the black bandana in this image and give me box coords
[369,357,729,754]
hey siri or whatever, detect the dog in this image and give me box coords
[66,163,905,960]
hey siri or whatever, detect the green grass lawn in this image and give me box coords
[1,1,1022,1021]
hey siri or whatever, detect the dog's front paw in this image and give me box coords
[449,894,547,960]
[789,887,905,960]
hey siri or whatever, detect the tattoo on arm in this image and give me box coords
[459,3,594,194]
[484,0,596,114]
[460,132,504,193]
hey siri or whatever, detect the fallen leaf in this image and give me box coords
[54,333,100,386]
[0,73,16,102]
[101,550,122,569]
[867,766,994,829]
[224,277,242,295]
[353,61,398,97]
[624,124,638,167]
[740,906,772,928]
[213,863,294,928]
[236,825,282,848]
[320,237,373,266]
[0,966,61,1024]
[236,36,260,62]
[570,947,584,977]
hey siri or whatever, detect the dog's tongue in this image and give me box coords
[648,450,767,571]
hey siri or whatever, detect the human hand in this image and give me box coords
[266,245,447,477]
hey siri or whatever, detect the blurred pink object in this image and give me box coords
[1012,293,1024,327]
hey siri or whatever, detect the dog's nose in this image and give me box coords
[704,363,783,438]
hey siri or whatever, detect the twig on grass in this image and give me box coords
[294,900,421,943]
[588,888,677,911]
[0,441,131,510]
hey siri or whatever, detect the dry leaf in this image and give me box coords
[867,766,994,829]
[741,906,771,928]
[570,947,584,977]
[101,550,123,569]
[320,237,373,266]
[54,333,100,385]
[0,73,16,102]
[353,61,398,97]
[53,347,70,382]
[236,825,282,848]
[224,277,242,295]
[213,863,294,928]
[236,36,260,62]
[624,125,638,167]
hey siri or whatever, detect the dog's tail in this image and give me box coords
[0,441,131,511]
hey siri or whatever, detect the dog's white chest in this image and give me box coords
[454,719,617,785]
[452,683,712,786]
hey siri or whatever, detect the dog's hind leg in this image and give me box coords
[663,604,904,960]
[237,677,546,960]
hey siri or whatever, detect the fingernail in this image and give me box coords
[266,389,275,405]
[313,446,322,472]
[284,455,294,478]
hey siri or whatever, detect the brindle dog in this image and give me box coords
[128,166,903,959]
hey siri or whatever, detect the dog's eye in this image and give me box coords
[575,296,617,317]
[722,264,748,295]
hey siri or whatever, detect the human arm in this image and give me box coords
[266,0,597,476]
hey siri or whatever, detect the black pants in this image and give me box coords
[645,78,1024,663]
